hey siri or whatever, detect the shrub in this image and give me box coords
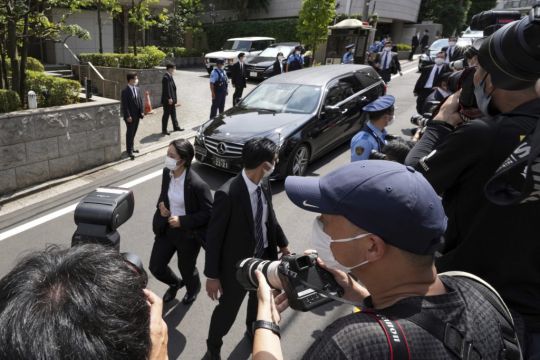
[0,89,21,113]
[396,43,412,51]
[79,47,166,69]
[159,47,205,57]
[25,70,80,107]
[4,57,45,74]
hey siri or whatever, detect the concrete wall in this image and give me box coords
[0,96,121,195]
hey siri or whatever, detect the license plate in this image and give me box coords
[212,157,229,169]
[195,145,207,157]
[250,71,258,77]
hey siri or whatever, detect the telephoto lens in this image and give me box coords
[236,258,283,291]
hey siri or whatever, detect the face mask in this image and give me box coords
[384,47,391,52]
[278,56,284,61]
[239,58,244,63]
[474,74,493,117]
[295,51,301,55]
[134,79,139,86]
[387,115,395,126]
[434,58,444,65]
[448,41,456,47]
[263,162,275,178]
[311,218,371,273]
[165,156,179,171]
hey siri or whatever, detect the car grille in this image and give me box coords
[246,65,267,72]
[204,137,243,158]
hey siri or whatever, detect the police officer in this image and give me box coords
[342,44,355,64]
[210,59,229,119]
[286,46,304,72]
[350,95,395,162]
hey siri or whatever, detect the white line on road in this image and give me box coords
[391,66,418,79]
[0,169,163,243]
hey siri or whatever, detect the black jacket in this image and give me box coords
[414,64,450,93]
[121,85,144,121]
[155,168,213,238]
[230,62,247,88]
[411,35,419,47]
[441,46,465,63]
[161,72,177,105]
[204,173,289,279]
[420,34,429,48]
[272,60,284,76]
[374,52,401,74]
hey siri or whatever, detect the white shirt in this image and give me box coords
[382,51,391,70]
[445,46,454,63]
[168,170,186,217]
[425,64,443,89]
[242,169,269,249]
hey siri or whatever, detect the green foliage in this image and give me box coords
[396,43,412,51]
[80,47,166,69]
[297,0,336,53]
[419,0,472,36]
[159,47,205,57]
[5,57,45,73]
[159,0,204,47]
[203,19,299,51]
[25,71,80,107]
[0,89,21,113]
[467,0,497,24]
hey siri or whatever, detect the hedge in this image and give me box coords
[80,46,166,69]
[25,70,80,107]
[396,43,412,51]
[0,89,21,113]
[4,57,45,74]
[159,47,206,58]
[203,19,299,52]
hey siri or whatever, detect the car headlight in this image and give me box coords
[196,126,205,141]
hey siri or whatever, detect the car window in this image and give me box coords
[252,41,269,51]
[223,40,252,51]
[430,39,448,51]
[241,83,321,114]
[259,46,294,58]
[324,82,354,106]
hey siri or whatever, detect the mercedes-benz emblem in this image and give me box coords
[217,142,228,155]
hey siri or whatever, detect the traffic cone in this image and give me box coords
[144,91,154,114]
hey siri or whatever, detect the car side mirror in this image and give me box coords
[324,105,340,113]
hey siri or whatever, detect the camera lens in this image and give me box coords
[236,258,283,291]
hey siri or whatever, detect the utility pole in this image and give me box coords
[363,0,371,21]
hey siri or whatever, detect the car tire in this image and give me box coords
[287,144,310,177]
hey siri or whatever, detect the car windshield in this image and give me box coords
[241,83,321,114]
[259,46,294,58]
[223,40,251,51]
[430,39,448,51]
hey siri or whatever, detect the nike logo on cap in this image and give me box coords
[302,200,319,209]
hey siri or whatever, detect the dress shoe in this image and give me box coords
[128,153,135,160]
[163,280,185,303]
[173,127,185,132]
[201,350,221,360]
[161,131,170,136]
[182,285,201,305]
[132,149,140,153]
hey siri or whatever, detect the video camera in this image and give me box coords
[236,253,344,311]
[72,187,147,283]
[471,10,521,36]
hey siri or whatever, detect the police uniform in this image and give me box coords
[350,95,395,162]
[287,51,304,72]
[342,44,354,64]
[210,59,229,119]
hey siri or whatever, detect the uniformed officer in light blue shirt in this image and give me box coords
[342,44,355,64]
[210,59,229,119]
[350,95,395,162]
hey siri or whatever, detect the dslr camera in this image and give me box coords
[236,253,344,311]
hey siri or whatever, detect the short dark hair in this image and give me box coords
[166,63,175,70]
[369,106,394,121]
[127,72,138,82]
[381,139,414,164]
[171,139,194,168]
[242,137,277,170]
[238,52,246,58]
[276,52,284,59]
[0,244,150,360]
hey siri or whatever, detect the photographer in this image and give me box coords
[251,161,521,359]
[405,8,540,357]
[0,244,168,360]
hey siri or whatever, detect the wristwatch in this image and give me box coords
[252,320,281,338]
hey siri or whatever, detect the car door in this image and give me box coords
[333,74,372,140]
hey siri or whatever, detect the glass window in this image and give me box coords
[222,40,252,51]
[241,83,321,114]
[324,82,354,106]
[259,46,295,58]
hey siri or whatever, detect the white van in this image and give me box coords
[204,37,275,74]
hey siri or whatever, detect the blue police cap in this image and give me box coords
[285,161,447,255]
[362,95,395,113]
[345,44,355,49]
[216,59,225,65]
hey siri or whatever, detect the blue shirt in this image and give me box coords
[210,68,228,84]
[350,121,388,162]
[287,53,304,65]
[342,51,354,64]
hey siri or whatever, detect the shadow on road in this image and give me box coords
[163,300,191,359]
[227,336,252,360]
[141,133,167,144]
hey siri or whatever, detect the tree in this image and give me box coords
[159,0,203,47]
[297,0,335,54]
[467,0,497,24]
[418,0,472,36]
[93,0,121,53]
[128,0,162,56]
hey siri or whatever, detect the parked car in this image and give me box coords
[244,42,300,80]
[194,65,386,178]
[204,37,275,74]
[418,38,473,70]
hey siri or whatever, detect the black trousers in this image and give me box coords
[207,247,271,353]
[125,116,140,154]
[161,104,179,132]
[232,86,244,106]
[380,68,392,83]
[210,91,226,119]
[416,88,433,114]
[409,45,418,60]
[149,228,202,294]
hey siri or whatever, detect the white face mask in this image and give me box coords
[134,79,139,86]
[165,156,179,171]
[295,51,301,55]
[387,115,395,126]
[263,162,275,178]
[448,41,456,47]
[384,47,392,52]
[434,58,444,65]
[311,218,371,273]
[278,56,284,61]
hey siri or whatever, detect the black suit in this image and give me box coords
[414,63,450,113]
[420,34,429,49]
[161,72,180,132]
[204,173,288,353]
[442,46,465,63]
[272,60,284,76]
[374,51,401,83]
[121,85,144,154]
[149,168,213,294]
[230,62,247,106]
[409,35,419,60]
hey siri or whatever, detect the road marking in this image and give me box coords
[391,66,418,79]
[0,169,163,243]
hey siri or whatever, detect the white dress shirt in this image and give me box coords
[242,170,269,249]
[425,64,443,89]
[168,170,186,217]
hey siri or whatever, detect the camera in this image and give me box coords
[236,253,344,311]
[410,113,432,128]
[471,10,521,36]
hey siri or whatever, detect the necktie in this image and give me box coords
[254,187,264,257]
[132,87,137,99]
[384,53,390,70]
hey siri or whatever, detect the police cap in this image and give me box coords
[345,44,355,49]
[362,95,395,113]
[216,59,225,65]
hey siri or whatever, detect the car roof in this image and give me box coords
[271,42,300,47]
[265,65,379,86]
[227,37,275,41]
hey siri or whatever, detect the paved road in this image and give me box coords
[0,60,421,360]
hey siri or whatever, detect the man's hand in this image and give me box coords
[434,90,463,127]
[127,116,133,123]
[279,246,291,258]
[144,289,168,360]
[255,271,284,325]
[168,216,180,228]
[206,278,223,301]
[168,98,173,105]
[159,202,170,217]
[211,93,216,100]
[316,257,370,303]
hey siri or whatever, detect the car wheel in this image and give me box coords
[287,144,310,177]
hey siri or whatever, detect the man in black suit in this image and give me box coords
[409,32,420,60]
[442,36,465,64]
[161,63,182,135]
[150,139,213,305]
[121,72,144,160]
[230,53,247,106]
[420,29,430,50]
[373,41,402,83]
[203,138,290,360]
[413,51,450,113]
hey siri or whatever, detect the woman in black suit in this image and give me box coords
[150,139,213,304]
[272,52,285,76]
